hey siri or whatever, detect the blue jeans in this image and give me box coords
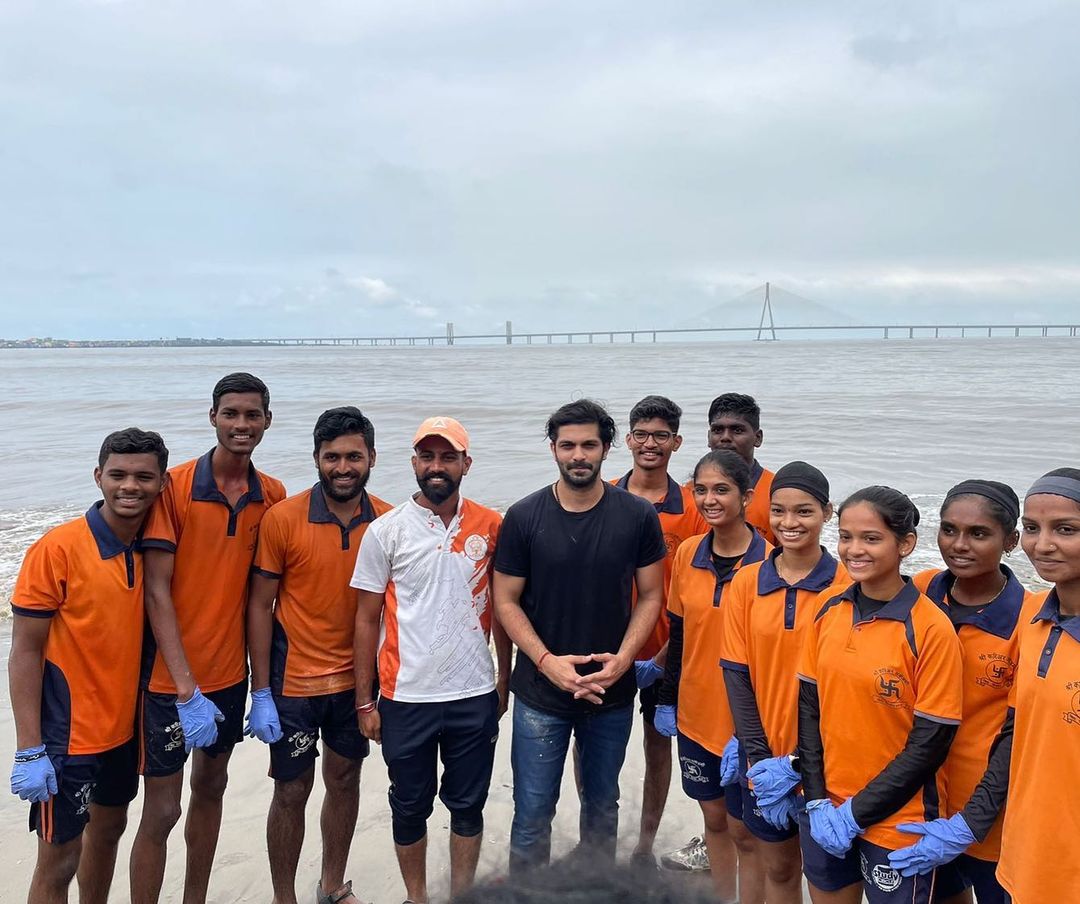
[509,697,634,874]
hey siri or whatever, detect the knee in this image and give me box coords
[142,794,182,838]
[322,758,360,793]
[702,810,729,834]
[764,857,800,886]
[91,808,129,846]
[729,822,758,855]
[37,840,82,885]
[192,764,229,802]
[450,805,484,839]
[273,774,314,810]
[391,813,428,847]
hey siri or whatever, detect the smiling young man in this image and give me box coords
[611,396,707,867]
[129,372,286,904]
[352,417,509,904]
[706,394,774,545]
[246,407,391,904]
[9,428,168,904]
[494,399,667,875]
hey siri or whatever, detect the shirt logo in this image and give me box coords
[976,653,1016,689]
[872,668,911,711]
[663,532,681,556]
[1065,683,1080,726]
[463,534,489,562]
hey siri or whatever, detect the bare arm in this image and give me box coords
[590,558,665,688]
[246,573,280,691]
[143,548,196,701]
[9,615,51,749]
[493,569,600,704]
[354,589,384,741]
[492,606,513,717]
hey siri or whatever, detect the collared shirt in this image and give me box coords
[799,579,963,849]
[613,471,708,659]
[913,566,1041,860]
[253,485,391,697]
[667,528,770,753]
[720,548,849,762]
[745,460,776,545]
[13,503,144,754]
[998,590,1080,902]
[141,449,286,694]
[351,496,502,703]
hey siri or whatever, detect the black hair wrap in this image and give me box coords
[771,461,830,506]
[944,479,1020,525]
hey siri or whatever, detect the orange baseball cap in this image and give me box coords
[413,416,469,452]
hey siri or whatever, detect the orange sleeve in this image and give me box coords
[12,536,67,616]
[798,591,828,683]
[912,609,964,724]
[911,569,938,595]
[266,476,288,505]
[666,542,690,618]
[719,568,752,667]
[142,482,182,550]
[253,508,288,577]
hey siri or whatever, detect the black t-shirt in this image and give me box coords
[495,482,667,716]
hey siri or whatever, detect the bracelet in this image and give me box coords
[14,750,46,763]
[537,651,551,671]
[355,700,377,714]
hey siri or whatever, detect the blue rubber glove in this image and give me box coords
[747,755,800,805]
[719,736,740,786]
[807,797,862,857]
[177,688,224,752]
[887,813,976,877]
[634,659,665,689]
[244,687,283,744]
[654,704,677,737]
[11,745,58,803]
[758,792,799,831]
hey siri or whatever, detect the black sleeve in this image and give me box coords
[492,503,529,577]
[637,504,667,568]
[850,716,958,829]
[656,612,683,707]
[961,708,1014,841]
[797,678,827,800]
[724,666,773,765]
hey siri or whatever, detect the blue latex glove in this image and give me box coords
[244,687,283,744]
[719,736,740,786]
[758,792,799,831]
[177,688,224,751]
[807,797,862,857]
[634,659,665,689]
[888,813,976,877]
[11,745,58,803]
[654,704,677,737]
[747,755,800,805]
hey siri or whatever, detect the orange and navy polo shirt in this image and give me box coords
[744,460,776,545]
[141,449,286,694]
[12,503,144,755]
[998,591,1080,902]
[913,566,1037,861]
[613,472,708,660]
[253,485,392,698]
[667,528,770,754]
[798,580,963,850]
[720,549,849,763]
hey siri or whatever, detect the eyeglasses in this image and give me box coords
[630,429,675,444]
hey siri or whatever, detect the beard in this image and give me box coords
[318,469,369,503]
[557,459,600,489]
[417,471,461,505]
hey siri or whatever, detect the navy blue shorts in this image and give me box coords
[740,783,799,843]
[270,689,369,782]
[30,740,139,845]
[934,853,1006,903]
[138,679,247,777]
[677,732,742,814]
[380,690,499,846]
[799,810,934,904]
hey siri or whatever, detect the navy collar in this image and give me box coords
[838,578,921,623]
[925,565,1026,640]
[192,448,264,504]
[691,526,768,575]
[1032,590,1080,644]
[615,471,684,515]
[758,547,839,595]
[307,484,376,530]
[85,501,136,559]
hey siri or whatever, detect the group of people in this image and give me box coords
[8,372,1079,904]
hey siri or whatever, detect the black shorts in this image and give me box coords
[138,679,247,777]
[380,690,499,846]
[269,689,369,782]
[638,683,661,727]
[934,853,1006,903]
[30,740,139,845]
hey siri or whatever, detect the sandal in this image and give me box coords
[316,880,361,904]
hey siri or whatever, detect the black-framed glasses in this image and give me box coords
[630,429,675,444]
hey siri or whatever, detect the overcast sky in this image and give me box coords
[1,0,1078,338]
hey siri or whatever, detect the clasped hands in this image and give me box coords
[537,651,630,704]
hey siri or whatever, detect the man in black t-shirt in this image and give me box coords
[494,399,666,875]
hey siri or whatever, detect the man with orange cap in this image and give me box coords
[352,416,510,904]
